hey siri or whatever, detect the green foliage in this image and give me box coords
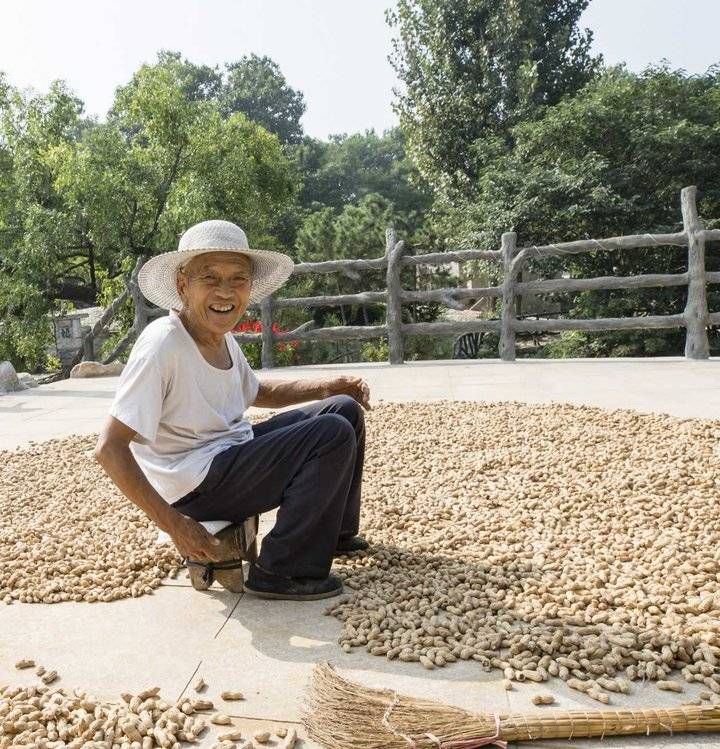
[537,329,689,358]
[443,64,720,357]
[0,275,53,371]
[11,31,713,369]
[386,0,600,197]
[0,53,297,367]
[106,54,297,250]
[290,193,402,327]
[280,127,434,250]
[360,338,389,362]
[0,79,86,370]
[450,65,720,245]
[292,312,350,365]
[292,128,432,218]
[405,334,455,361]
[239,341,298,369]
[96,258,135,361]
[222,54,306,145]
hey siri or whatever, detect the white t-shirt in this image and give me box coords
[109,309,260,504]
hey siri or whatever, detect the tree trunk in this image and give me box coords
[88,246,97,297]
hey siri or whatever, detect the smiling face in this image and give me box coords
[175,251,253,338]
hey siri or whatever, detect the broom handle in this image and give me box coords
[498,704,720,742]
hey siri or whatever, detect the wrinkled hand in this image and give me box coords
[321,375,371,410]
[168,512,223,563]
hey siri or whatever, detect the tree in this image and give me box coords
[0,56,297,370]
[0,80,87,369]
[442,64,720,356]
[386,0,601,197]
[291,193,400,325]
[222,54,306,145]
[151,50,223,103]
[284,127,434,253]
[294,128,431,215]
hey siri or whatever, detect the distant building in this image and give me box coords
[50,306,116,366]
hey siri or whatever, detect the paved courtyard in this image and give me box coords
[1,358,719,748]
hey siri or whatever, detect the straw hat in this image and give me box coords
[138,220,295,310]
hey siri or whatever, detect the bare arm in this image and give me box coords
[253,378,327,409]
[94,416,222,562]
[252,375,371,410]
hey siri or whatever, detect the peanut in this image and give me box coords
[531,694,555,705]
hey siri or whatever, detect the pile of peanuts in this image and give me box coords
[0,682,207,748]
[2,662,296,748]
[0,436,182,605]
[328,401,720,703]
[2,400,720,705]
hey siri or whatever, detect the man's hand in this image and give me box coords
[320,375,371,410]
[168,513,224,562]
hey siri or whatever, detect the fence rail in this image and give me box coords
[81,185,719,367]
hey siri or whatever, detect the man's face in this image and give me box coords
[176,252,253,336]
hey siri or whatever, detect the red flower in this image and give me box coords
[232,318,301,342]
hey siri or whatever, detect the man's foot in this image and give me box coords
[211,524,250,593]
[244,564,343,601]
[185,520,256,593]
[186,559,213,591]
[334,534,370,555]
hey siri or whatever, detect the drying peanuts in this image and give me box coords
[321,402,720,698]
[0,683,213,747]
[218,729,244,741]
[0,434,182,606]
[587,689,610,704]
[657,680,684,693]
[221,690,244,700]
[253,730,271,743]
[3,404,720,701]
[531,694,555,705]
[194,676,207,692]
[192,699,214,711]
[14,659,35,669]
[210,712,232,725]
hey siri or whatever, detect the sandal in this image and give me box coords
[244,564,344,601]
[184,515,259,593]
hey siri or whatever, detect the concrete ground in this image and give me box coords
[1,358,720,748]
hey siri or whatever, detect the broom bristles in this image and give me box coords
[302,663,720,749]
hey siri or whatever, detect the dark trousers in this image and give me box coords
[171,394,365,578]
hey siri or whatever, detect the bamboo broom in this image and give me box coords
[303,663,720,748]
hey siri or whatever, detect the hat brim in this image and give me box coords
[138,247,295,310]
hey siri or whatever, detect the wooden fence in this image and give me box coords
[79,185,720,368]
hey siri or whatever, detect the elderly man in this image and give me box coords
[94,220,370,601]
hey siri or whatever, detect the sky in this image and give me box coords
[0,0,719,142]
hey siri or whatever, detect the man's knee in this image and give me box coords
[315,412,356,445]
[329,394,364,429]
